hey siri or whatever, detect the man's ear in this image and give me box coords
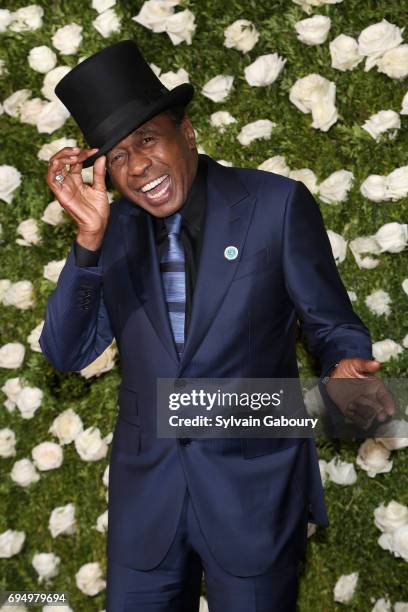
[181,115,196,150]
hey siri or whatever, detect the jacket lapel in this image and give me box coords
[119,203,179,365]
[178,156,256,374]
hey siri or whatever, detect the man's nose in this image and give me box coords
[128,150,151,175]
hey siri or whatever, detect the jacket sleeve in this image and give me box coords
[38,240,114,372]
[282,179,373,376]
[74,239,102,267]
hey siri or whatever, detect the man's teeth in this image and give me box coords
[141,174,168,193]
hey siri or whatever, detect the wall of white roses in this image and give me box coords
[0,0,407,611]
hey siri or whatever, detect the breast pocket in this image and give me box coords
[232,247,273,281]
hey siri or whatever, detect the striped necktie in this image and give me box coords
[160,212,186,358]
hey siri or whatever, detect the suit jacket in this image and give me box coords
[39,154,373,576]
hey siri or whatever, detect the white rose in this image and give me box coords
[3,281,35,309]
[75,427,109,461]
[0,165,22,203]
[159,67,189,90]
[348,290,357,302]
[0,529,26,558]
[326,230,347,264]
[374,222,408,253]
[41,200,67,225]
[92,0,116,13]
[394,603,408,612]
[376,45,408,80]
[356,439,393,477]
[52,23,83,55]
[401,91,408,115]
[365,289,391,316]
[318,170,354,203]
[330,34,363,71]
[333,571,359,603]
[224,19,259,53]
[16,218,41,246]
[37,137,77,162]
[43,606,73,612]
[92,8,121,38]
[27,320,44,352]
[326,456,357,485]
[292,0,343,14]
[258,156,290,176]
[362,110,401,140]
[374,500,408,533]
[32,441,63,471]
[288,169,318,193]
[41,66,71,101]
[372,339,403,363]
[95,510,108,533]
[390,524,408,561]
[385,166,408,201]
[0,9,12,32]
[75,562,106,596]
[15,386,43,419]
[102,464,109,487]
[1,376,24,405]
[403,279,408,295]
[381,413,408,449]
[43,259,66,283]
[132,0,179,33]
[0,428,16,458]
[403,335,408,349]
[49,503,76,538]
[9,5,44,32]
[165,9,196,45]
[295,15,331,46]
[244,53,287,87]
[303,385,326,418]
[28,46,57,73]
[372,597,392,612]
[49,408,83,445]
[289,73,335,113]
[358,19,404,71]
[237,119,276,146]
[36,100,70,134]
[360,175,387,202]
[4,89,33,118]
[32,552,60,584]
[80,344,117,378]
[310,94,338,131]
[20,98,48,125]
[202,75,234,102]
[10,458,40,487]
[199,596,209,612]
[210,111,236,133]
[0,343,25,369]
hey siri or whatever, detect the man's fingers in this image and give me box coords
[376,386,396,417]
[92,155,107,191]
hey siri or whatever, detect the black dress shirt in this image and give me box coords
[74,156,208,337]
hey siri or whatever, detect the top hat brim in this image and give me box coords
[81,82,194,168]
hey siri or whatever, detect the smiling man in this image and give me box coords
[39,40,394,612]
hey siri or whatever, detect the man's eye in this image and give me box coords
[110,153,123,163]
[142,136,154,144]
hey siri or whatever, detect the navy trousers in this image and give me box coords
[105,490,306,611]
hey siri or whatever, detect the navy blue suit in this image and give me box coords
[39,154,373,607]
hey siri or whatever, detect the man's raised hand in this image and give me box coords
[46,147,110,250]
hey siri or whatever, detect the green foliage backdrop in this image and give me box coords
[0,0,407,610]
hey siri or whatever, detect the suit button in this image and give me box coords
[179,437,191,446]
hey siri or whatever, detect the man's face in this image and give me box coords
[106,111,198,218]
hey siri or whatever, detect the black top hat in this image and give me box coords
[54,40,195,168]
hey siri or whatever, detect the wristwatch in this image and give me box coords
[321,362,340,385]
